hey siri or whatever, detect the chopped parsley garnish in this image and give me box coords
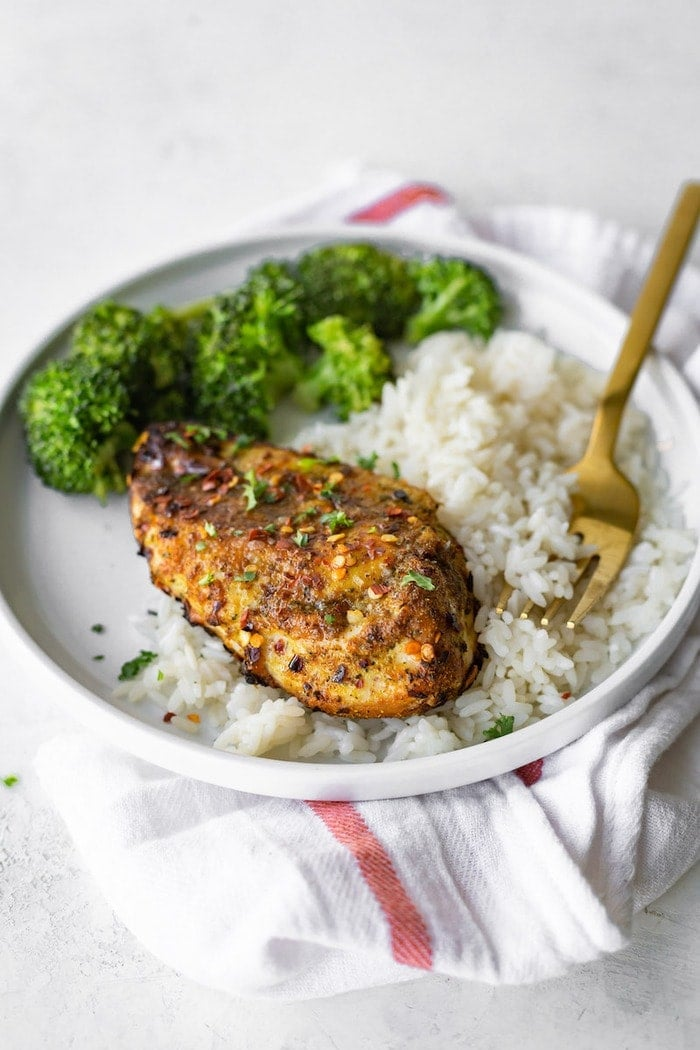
[92,654,105,662]
[400,571,436,591]
[185,424,228,444]
[357,452,379,471]
[242,470,270,511]
[225,434,253,454]
[320,510,354,531]
[297,457,323,472]
[294,507,318,523]
[293,530,310,547]
[263,522,277,533]
[324,613,336,624]
[118,650,157,681]
[90,623,105,634]
[234,570,257,583]
[203,521,217,537]
[198,571,215,586]
[178,472,199,485]
[391,461,401,479]
[320,483,338,500]
[165,430,190,448]
[195,540,207,551]
[2,775,19,788]
[157,669,164,682]
[483,715,515,740]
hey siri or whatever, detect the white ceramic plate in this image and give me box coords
[1,226,699,800]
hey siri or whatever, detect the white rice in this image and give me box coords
[114,330,694,763]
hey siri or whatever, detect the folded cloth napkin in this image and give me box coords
[36,164,700,1000]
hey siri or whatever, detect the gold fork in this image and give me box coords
[497,180,700,629]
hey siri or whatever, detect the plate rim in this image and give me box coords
[2,223,699,800]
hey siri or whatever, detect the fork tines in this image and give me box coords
[495,554,601,630]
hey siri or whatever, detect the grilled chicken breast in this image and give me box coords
[129,422,483,719]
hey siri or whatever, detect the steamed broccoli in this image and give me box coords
[191,260,307,437]
[71,299,194,421]
[405,256,502,344]
[295,315,393,421]
[18,299,198,500]
[19,356,137,500]
[298,243,419,338]
[19,242,505,502]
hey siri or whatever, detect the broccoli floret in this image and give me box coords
[405,256,502,344]
[19,356,137,501]
[71,300,148,371]
[191,260,307,437]
[298,243,419,339]
[70,299,194,421]
[295,315,392,421]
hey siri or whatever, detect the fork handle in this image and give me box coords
[585,180,700,462]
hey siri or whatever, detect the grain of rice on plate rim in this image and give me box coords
[115,329,695,763]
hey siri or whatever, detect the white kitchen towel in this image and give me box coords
[36,165,700,1001]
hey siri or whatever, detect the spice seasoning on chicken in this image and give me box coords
[129,423,482,719]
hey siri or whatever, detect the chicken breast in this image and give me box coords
[129,422,483,719]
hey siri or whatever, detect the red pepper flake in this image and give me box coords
[202,473,220,492]
[247,528,268,541]
[386,506,404,517]
[274,638,286,654]
[561,691,572,700]
[163,711,176,723]
[275,537,296,551]
[292,472,314,494]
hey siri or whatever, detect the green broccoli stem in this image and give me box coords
[406,274,470,343]
[91,422,138,503]
[170,299,214,325]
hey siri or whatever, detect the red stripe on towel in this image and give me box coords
[516,758,544,786]
[348,182,451,224]
[308,800,433,970]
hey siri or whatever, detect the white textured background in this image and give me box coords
[1,2,698,1047]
